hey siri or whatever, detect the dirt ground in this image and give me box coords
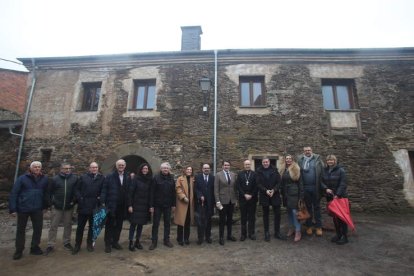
[0,209,413,276]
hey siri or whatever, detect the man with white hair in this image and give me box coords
[149,162,176,250]
[101,159,129,253]
[9,161,49,260]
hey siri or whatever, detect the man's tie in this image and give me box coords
[204,175,208,184]
[226,172,231,185]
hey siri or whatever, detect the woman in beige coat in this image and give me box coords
[174,166,195,245]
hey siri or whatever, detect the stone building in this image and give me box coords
[0,68,28,199]
[17,27,414,212]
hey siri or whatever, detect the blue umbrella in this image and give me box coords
[92,207,108,245]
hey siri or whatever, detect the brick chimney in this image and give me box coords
[181,26,203,51]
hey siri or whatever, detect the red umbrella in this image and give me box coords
[327,198,356,231]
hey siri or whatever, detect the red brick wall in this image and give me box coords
[0,69,28,115]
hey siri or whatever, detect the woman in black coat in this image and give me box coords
[321,154,349,245]
[127,163,153,251]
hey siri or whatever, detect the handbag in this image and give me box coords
[297,199,311,221]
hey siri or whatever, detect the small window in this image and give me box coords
[80,82,101,111]
[239,76,265,107]
[41,148,52,162]
[322,79,356,110]
[133,80,156,110]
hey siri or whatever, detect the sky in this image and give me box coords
[1,0,413,71]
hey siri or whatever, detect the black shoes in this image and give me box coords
[134,240,143,250]
[129,240,135,251]
[219,237,224,245]
[197,239,203,245]
[72,244,81,255]
[227,236,237,242]
[163,240,174,248]
[30,246,43,255]
[336,235,348,245]
[149,241,157,250]
[178,241,184,246]
[64,243,74,251]
[112,243,122,250]
[274,233,286,240]
[240,235,247,241]
[206,237,212,244]
[13,251,22,260]
[249,234,256,240]
[45,246,54,255]
[105,245,111,253]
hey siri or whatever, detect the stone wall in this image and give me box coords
[18,53,414,213]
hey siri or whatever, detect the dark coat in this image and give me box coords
[49,173,78,210]
[236,170,258,205]
[280,164,304,209]
[256,165,281,207]
[9,172,49,214]
[321,165,347,199]
[101,171,129,217]
[150,173,176,208]
[75,172,105,215]
[127,174,152,225]
[194,173,215,217]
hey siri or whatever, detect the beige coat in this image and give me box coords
[174,175,195,226]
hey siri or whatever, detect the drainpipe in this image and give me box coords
[14,58,37,183]
[213,50,218,175]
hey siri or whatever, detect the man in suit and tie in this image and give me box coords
[214,160,238,245]
[101,159,129,253]
[195,163,215,245]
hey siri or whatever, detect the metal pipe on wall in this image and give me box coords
[14,58,36,183]
[213,50,218,175]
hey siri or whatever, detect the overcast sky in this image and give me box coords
[1,0,413,71]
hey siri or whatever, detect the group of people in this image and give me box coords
[8,146,349,261]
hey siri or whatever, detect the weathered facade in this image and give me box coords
[0,69,28,199]
[18,37,414,212]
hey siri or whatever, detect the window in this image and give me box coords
[240,76,265,107]
[322,79,355,110]
[80,82,101,111]
[133,80,156,110]
[41,148,52,162]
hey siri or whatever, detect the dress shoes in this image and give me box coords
[87,243,94,252]
[178,241,184,246]
[134,240,143,250]
[219,237,224,245]
[206,237,212,244]
[184,240,190,245]
[163,240,174,248]
[112,243,122,250]
[248,234,256,240]
[274,233,286,240]
[331,235,341,243]
[336,235,348,245]
[105,245,111,253]
[72,244,81,255]
[240,235,246,241]
[13,251,23,260]
[30,246,43,255]
[197,239,203,245]
[227,236,237,242]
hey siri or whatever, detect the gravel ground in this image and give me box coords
[0,209,413,276]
